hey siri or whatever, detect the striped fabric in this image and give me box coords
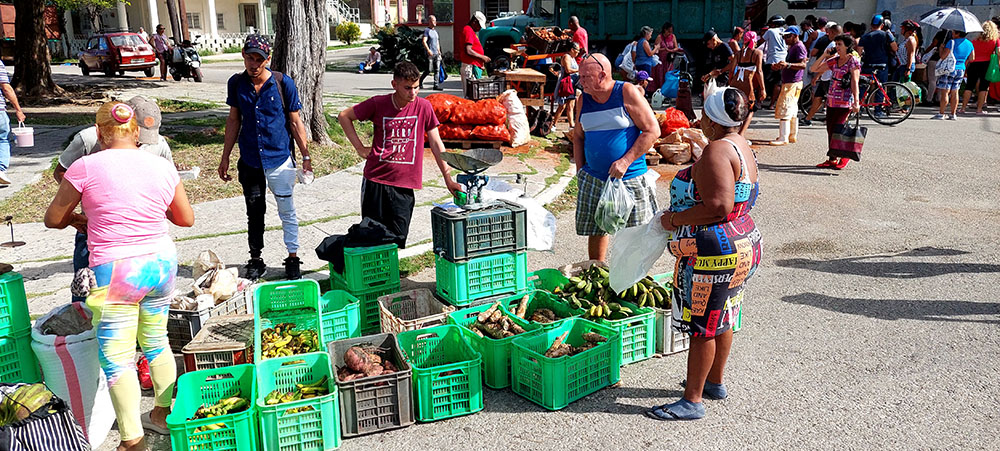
[579,81,646,180]
[0,388,90,451]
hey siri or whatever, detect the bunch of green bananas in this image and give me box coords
[263,376,329,406]
[190,396,251,432]
[0,384,53,427]
[550,266,672,316]
[260,323,320,359]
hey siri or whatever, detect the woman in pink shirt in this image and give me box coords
[44,101,194,451]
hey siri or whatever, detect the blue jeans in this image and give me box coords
[72,231,89,302]
[0,112,10,172]
[359,61,381,73]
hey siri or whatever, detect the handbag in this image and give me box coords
[0,385,90,451]
[935,43,956,76]
[558,75,574,97]
[986,43,1000,83]
[438,64,448,84]
[828,114,867,162]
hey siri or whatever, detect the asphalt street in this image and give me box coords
[34,55,1000,449]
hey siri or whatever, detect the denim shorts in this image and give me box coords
[936,69,965,91]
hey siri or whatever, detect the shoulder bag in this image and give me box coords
[935,42,957,76]
[985,42,1000,83]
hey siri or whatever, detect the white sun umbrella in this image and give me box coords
[919,7,984,33]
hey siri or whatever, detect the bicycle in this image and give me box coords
[857,73,915,125]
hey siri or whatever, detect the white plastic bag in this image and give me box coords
[608,210,673,293]
[499,90,531,147]
[595,178,635,235]
[480,181,557,251]
[702,77,721,100]
[30,303,115,448]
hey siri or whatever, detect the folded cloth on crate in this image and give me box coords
[315,218,403,273]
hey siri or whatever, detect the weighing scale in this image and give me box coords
[0,216,24,248]
[440,149,527,208]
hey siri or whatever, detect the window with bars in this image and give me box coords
[186,12,201,29]
[217,13,225,29]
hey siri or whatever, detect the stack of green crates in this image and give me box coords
[431,202,528,306]
[0,272,39,383]
[329,244,401,335]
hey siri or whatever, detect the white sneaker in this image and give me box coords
[0,171,10,185]
[947,114,957,121]
[931,114,945,120]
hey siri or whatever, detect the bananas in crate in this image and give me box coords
[552,266,671,319]
[260,323,320,359]
[190,396,251,432]
[263,376,329,414]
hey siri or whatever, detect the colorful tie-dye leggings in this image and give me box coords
[86,250,178,441]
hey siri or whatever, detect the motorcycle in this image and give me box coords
[169,38,203,82]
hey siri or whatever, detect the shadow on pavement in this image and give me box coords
[757,163,840,177]
[783,292,1000,325]
[774,247,997,279]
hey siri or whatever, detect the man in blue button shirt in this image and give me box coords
[218,35,312,280]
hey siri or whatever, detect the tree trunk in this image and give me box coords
[10,0,63,98]
[272,0,332,146]
[165,0,183,45]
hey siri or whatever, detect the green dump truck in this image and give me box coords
[480,0,746,60]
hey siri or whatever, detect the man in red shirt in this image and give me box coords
[459,11,490,97]
[338,61,463,246]
[568,16,588,63]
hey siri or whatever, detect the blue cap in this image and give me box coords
[872,14,884,26]
[243,34,271,57]
[783,26,801,36]
[635,70,650,82]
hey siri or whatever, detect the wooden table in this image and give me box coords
[504,68,547,107]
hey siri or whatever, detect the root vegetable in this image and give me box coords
[344,347,370,373]
[582,332,608,343]
[477,301,501,323]
[545,332,569,357]
[516,294,530,318]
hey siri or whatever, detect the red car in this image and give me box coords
[79,32,157,77]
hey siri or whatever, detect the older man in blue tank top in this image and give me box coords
[571,53,661,261]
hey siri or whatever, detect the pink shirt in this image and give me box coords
[64,148,179,267]
[573,27,589,63]
[353,95,439,190]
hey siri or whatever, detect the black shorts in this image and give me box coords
[361,179,415,248]
[964,61,990,93]
[763,65,782,87]
[815,80,831,98]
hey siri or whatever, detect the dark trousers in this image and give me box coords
[238,159,268,259]
[826,107,852,158]
[72,231,89,302]
[361,179,415,249]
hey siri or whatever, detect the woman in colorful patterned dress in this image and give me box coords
[810,35,861,170]
[44,101,194,451]
[646,87,762,421]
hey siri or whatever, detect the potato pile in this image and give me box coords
[469,300,527,339]
[543,331,608,358]
[336,346,399,382]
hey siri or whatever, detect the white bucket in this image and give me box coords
[11,121,33,147]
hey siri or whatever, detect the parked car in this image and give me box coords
[79,32,157,77]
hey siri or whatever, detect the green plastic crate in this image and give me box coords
[256,352,340,451]
[501,290,585,330]
[435,251,528,306]
[598,301,656,366]
[252,280,323,363]
[397,325,483,422]
[446,302,541,389]
[333,280,400,336]
[510,318,621,410]
[431,200,527,262]
[320,290,361,347]
[526,269,570,292]
[328,244,399,292]
[167,364,258,451]
[0,327,39,383]
[0,272,29,337]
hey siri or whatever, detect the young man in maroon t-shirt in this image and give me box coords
[338,61,463,247]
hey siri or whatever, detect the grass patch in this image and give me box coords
[223,45,243,54]
[198,49,215,57]
[0,158,60,223]
[326,40,376,51]
[52,58,79,64]
[399,251,435,278]
[545,176,578,216]
[26,290,59,300]
[23,113,95,126]
[543,153,572,187]
[157,98,221,113]
[14,255,73,265]
[168,115,228,128]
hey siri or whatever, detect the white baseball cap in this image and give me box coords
[473,11,486,28]
[826,21,838,29]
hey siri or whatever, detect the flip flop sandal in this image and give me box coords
[141,412,170,435]
[644,399,705,421]
[678,379,729,400]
